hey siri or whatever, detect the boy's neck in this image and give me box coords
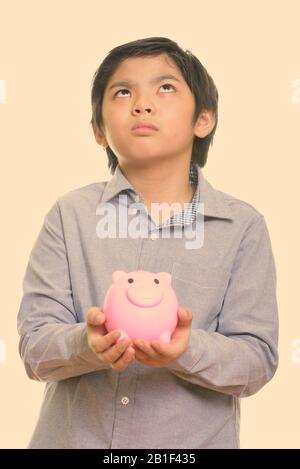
[118,157,196,224]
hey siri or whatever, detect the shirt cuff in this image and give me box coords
[167,330,204,373]
[76,322,112,370]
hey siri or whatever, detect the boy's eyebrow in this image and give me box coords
[108,74,181,91]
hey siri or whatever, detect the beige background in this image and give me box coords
[0,0,299,448]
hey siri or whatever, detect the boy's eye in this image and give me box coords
[116,89,131,97]
[114,83,175,97]
[160,83,175,92]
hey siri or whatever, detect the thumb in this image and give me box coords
[86,307,106,326]
[177,307,193,327]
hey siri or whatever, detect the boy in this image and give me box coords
[17,37,279,449]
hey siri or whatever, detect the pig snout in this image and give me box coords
[126,284,163,308]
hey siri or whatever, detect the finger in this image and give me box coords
[134,340,157,358]
[90,330,121,353]
[150,340,171,356]
[122,345,135,363]
[104,338,132,363]
[110,344,135,371]
[177,307,193,326]
[134,349,160,368]
[86,307,105,326]
[134,347,150,362]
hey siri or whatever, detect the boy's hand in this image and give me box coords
[133,307,193,368]
[86,307,135,373]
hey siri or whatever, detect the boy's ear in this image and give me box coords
[193,110,216,139]
[91,123,109,148]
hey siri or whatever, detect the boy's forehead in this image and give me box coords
[107,53,182,84]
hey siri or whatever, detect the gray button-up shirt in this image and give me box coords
[17,162,279,449]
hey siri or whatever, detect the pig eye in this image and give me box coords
[154,278,159,284]
[128,278,134,283]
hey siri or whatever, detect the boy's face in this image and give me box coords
[93,53,215,166]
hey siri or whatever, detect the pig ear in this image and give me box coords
[156,272,171,285]
[112,270,127,283]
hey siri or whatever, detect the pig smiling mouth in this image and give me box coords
[126,289,163,308]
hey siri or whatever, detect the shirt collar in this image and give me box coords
[100,162,233,221]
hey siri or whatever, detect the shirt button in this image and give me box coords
[133,195,140,203]
[121,396,130,405]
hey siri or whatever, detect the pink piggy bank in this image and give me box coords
[103,270,178,343]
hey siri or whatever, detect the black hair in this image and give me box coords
[90,37,218,174]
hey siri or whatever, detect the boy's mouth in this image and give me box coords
[131,121,159,131]
[131,127,158,135]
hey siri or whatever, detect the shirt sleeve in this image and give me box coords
[167,215,279,398]
[17,200,111,382]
